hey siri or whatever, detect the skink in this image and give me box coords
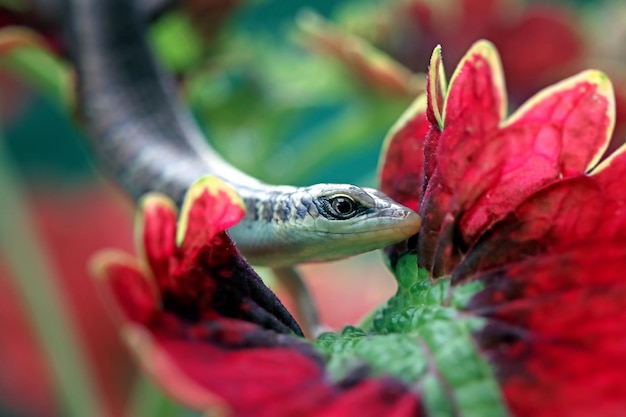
[63,0,421,333]
[64,0,420,265]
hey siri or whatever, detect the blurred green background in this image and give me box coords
[2,0,412,189]
[2,0,618,188]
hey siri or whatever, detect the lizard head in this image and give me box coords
[233,184,421,266]
[302,184,421,258]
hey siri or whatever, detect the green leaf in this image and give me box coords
[149,11,205,72]
[315,252,508,417]
[0,27,72,111]
[186,32,411,185]
[317,326,429,383]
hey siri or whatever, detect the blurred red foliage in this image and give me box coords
[0,183,136,417]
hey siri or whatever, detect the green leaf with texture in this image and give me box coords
[315,254,507,417]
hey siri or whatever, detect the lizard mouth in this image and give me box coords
[302,211,421,238]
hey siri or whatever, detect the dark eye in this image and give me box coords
[318,194,365,220]
[331,196,355,215]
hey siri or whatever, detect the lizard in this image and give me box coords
[63,0,421,335]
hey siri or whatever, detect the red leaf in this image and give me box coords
[127,322,424,417]
[588,147,626,239]
[145,323,331,416]
[92,176,426,416]
[453,177,603,281]
[177,176,245,254]
[406,42,616,277]
[398,0,585,104]
[377,38,626,417]
[506,71,614,175]
[460,71,613,243]
[468,241,626,416]
[426,45,446,129]
[379,95,429,211]
[417,41,508,275]
[424,46,445,183]
[91,251,158,325]
[316,379,423,417]
[139,194,177,289]
[441,41,505,141]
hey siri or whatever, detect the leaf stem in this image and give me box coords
[0,137,106,417]
[128,374,185,417]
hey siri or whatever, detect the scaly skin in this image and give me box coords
[64,0,421,267]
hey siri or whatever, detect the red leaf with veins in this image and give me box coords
[380,41,615,276]
[380,40,625,414]
[458,70,612,244]
[589,149,626,239]
[452,177,603,281]
[468,241,626,417]
[91,37,626,416]
[92,176,424,417]
[505,72,614,175]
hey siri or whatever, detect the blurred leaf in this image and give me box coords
[150,11,205,72]
[295,10,425,98]
[331,0,396,45]
[268,96,408,184]
[187,32,412,185]
[0,26,72,111]
[129,375,192,417]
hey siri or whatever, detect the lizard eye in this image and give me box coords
[319,194,362,220]
[316,189,372,221]
[331,196,355,215]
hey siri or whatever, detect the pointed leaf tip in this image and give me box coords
[176,175,245,248]
[444,39,506,126]
[138,192,178,212]
[427,45,446,128]
[136,192,178,277]
[584,69,616,170]
[137,192,178,248]
[89,249,141,282]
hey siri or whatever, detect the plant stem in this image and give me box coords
[0,139,106,417]
[128,374,184,417]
